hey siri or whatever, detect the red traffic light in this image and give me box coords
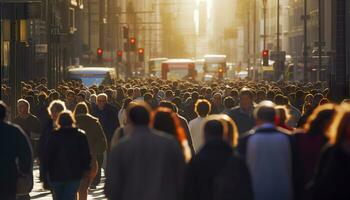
[130,37,136,44]
[117,50,123,56]
[262,50,269,57]
[138,48,144,54]
[97,48,103,55]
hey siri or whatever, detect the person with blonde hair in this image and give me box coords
[46,111,91,200]
[312,105,350,199]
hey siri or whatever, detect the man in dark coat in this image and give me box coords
[105,102,185,200]
[91,93,119,188]
[227,88,255,135]
[0,101,33,200]
[185,117,253,200]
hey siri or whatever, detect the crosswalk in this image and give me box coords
[29,166,106,200]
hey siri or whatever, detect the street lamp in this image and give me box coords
[263,0,267,50]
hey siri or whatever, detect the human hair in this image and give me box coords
[304,104,338,136]
[195,99,211,117]
[328,105,350,145]
[203,117,227,142]
[223,96,235,109]
[74,102,89,116]
[253,101,276,123]
[97,93,108,101]
[126,101,151,126]
[122,98,133,109]
[276,105,291,125]
[150,107,186,143]
[0,101,7,121]
[48,100,66,117]
[240,88,253,99]
[218,114,238,147]
[17,98,30,112]
[159,101,177,113]
[57,111,76,128]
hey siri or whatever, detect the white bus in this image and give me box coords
[148,58,168,77]
[161,59,196,80]
[203,55,227,80]
[67,66,116,86]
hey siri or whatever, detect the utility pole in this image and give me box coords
[263,0,267,50]
[318,0,323,81]
[253,0,257,80]
[276,0,280,80]
[303,0,308,82]
[247,0,251,77]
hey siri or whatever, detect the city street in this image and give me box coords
[29,166,106,200]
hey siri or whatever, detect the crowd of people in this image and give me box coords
[1,78,349,200]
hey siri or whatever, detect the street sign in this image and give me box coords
[35,44,47,53]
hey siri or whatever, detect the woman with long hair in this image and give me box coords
[46,111,91,200]
[150,107,192,161]
[312,105,350,199]
[294,103,339,199]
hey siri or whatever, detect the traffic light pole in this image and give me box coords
[303,0,308,82]
[318,0,323,81]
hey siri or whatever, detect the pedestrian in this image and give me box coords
[185,116,253,200]
[13,99,42,159]
[211,93,224,114]
[0,101,33,200]
[65,90,76,111]
[105,102,185,200]
[151,107,192,161]
[74,102,107,199]
[294,103,338,200]
[238,101,298,200]
[91,93,119,187]
[227,88,255,135]
[189,99,212,153]
[159,101,195,155]
[46,111,91,200]
[38,100,66,190]
[312,105,350,200]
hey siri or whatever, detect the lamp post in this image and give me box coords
[263,0,267,50]
[303,0,308,82]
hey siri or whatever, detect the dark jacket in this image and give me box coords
[0,121,33,196]
[47,128,91,182]
[105,126,185,200]
[312,145,350,200]
[185,140,253,200]
[227,106,255,135]
[92,103,119,143]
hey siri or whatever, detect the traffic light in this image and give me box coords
[138,48,144,62]
[123,26,129,39]
[262,49,269,66]
[129,37,136,51]
[117,50,123,62]
[97,48,103,63]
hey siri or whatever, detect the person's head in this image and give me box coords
[74,102,89,116]
[76,91,86,103]
[126,101,151,126]
[144,93,153,105]
[56,111,75,129]
[195,99,211,118]
[159,101,178,113]
[304,104,338,136]
[122,98,133,109]
[254,101,276,126]
[38,92,47,103]
[48,100,66,121]
[203,117,227,142]
[212,93,222,105]
[219,114,238,147]
[66,90,75,102]
[151,107,185,142]
[0,101,7,121]
[275,105,290,126]
[96,93,108,110]
[223,96,235,109]
[17,99,30,117]
[239,88,254,111]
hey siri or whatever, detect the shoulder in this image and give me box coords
[2,121,25,135]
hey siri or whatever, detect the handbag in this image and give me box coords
[16,158,33,195]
